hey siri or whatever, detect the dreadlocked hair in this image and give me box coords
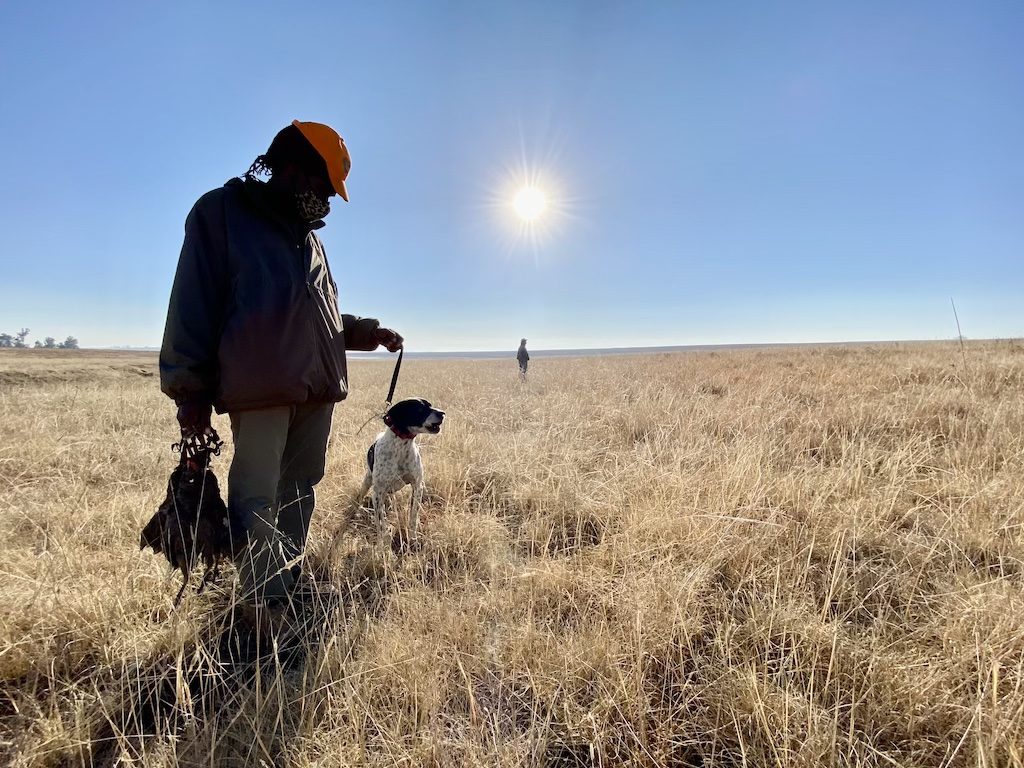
[242,124,329,183]
[245,154,271,181]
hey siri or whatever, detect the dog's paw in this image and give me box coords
[391,529,421,555]
[391,529,408,554]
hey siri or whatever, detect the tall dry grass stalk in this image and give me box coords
[1,342,1023,766]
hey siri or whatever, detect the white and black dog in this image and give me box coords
[357,398,445,540]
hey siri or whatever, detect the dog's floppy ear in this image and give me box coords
[384,398,424,431]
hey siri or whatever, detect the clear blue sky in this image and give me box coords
[1,2,1021,350]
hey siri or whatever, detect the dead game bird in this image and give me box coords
[141,432,233,605]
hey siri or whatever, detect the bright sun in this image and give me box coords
[513,186,547,221]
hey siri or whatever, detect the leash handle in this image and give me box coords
[385,346,403,406]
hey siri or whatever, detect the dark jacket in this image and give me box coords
[160,178,380,413]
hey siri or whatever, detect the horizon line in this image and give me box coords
[67,336,1018,357]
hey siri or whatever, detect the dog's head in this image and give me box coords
[383,398,445,437]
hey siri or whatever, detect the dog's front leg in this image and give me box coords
[357,471,371,502]
[409,482,423,539]
[370,489,389,544]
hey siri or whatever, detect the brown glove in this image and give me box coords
[374,327,404,353]
[176,401,212,437]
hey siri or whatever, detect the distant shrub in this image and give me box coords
[0,331,79,349]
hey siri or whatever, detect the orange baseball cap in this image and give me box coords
[291,119,351,201]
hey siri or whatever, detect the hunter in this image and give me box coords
[160,120,402,619]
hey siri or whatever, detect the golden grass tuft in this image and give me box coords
[1,341,1023,766]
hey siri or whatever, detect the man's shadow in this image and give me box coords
[86,501,398,767]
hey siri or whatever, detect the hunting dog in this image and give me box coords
[357,398,445,540]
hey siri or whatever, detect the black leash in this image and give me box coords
[351,346,404,436]
[385,346,403,407]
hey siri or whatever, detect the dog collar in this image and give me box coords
[383,415,415,440]
[388,424,416,440]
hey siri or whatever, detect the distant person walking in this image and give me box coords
[517,338,530,381]
[160,121,403,631]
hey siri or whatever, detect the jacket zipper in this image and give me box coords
[301,238,326,389]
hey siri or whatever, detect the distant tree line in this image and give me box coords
[0,328,79,349]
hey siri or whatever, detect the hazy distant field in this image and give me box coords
[1,342,1023,767]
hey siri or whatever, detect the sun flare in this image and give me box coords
[513,186,547,221]
[487,162,570,259]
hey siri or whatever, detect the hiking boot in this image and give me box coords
[221,598,305,668]
[238,598,303,637]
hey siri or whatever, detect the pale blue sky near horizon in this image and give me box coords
[0,1,1020,351]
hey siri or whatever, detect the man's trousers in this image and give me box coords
[227,402,334,604]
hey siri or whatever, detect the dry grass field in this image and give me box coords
[1,342,1023,767]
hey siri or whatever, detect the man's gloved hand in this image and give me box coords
[374,327,404,353]
[176,401,213,437]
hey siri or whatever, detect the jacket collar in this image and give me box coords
[230,177,326,236]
